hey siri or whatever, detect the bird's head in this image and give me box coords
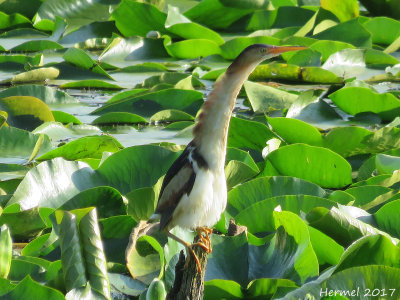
[227,44,306,74]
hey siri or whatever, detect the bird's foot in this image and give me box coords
[184,242,209,273]
[196,227,213,253]
[166,230,209,273]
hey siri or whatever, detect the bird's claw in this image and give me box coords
[183,228,213,273]
[196,227,213,253]
[184,244,202,273]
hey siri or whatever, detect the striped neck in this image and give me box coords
[192,60,260,170]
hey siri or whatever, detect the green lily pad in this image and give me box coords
[220,36,280,60]
[245,278,297,300]
[0,85,78,104]
[63,48,112,79]
[375,154,400,175]
[59,79,123,90]
[268,117,323,146]
[126,235,164,285]
[145,278,167,300]
[228,176,326,216]
[374,199,400,238]
[184,0,252,30]
[112,0,167,37]
[235,194,335,233]
[249,63,302,82]
[323,126,372,157]
[11,40,63,52]
[91,89,203,118]
[0,11,31,30]
[150,109,194,122]
[301,66,343,83]
[307,206,396,246]
[334,234,400,273]
[164,37,221,59]
[37,135,123,161]
[92,112,147,125]
[35,0,114,28]
[0,206,48,240]
[0,53,42,66]
[225,147,259,189]
[248,211,319,284]
[228,117,277,152]
[282,265,400,299]
[51,110,82,125]
[345,185,392,207]
[308,226,344,266]
[320,0,359,22]
[309,40,354,61]
[60,21,117,45]
[286,49,321,66]
[0,164,29,182]
[0,126,52,164]
[313,18,372,48]
[165,5,224,45]
[204,279,243,300]
[7,145,181,210]
[136,73,204,89]
[364,17,400,45]
[244,81,298,114]
[365,48,399,66]
[266,143,352,188]
[0,275,64,300]
[329,87,400,121]
[0,225,12,279]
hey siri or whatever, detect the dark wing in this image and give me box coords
[155,141,209,230]
[155,143,196,230]
[158,142,193,200]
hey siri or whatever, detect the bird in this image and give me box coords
[132,44,306,273]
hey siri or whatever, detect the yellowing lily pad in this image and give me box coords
[0,96,54,131]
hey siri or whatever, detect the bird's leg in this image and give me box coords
[166,231,209,273]
[195,227,213,253]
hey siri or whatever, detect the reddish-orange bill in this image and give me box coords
[268,46,307,54]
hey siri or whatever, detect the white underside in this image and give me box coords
[170,167,227,230]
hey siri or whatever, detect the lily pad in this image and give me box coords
[59,80,123,90]
[8,67,59,83]
[150,109,194,122]
[0,85,78,104]
[228,176,326,216]
[0,126,52,164]
[91,89,203,118]
[92,112,147,125]
[228,117,277,152]
[112,0,167,37]
[0,96,54,131]
[244,81,298,114]
[52,111,82,125]
[313,18,372,48]
[268,117,324,146]
[165,5,224,45]
[320,0,359,22]
[329,87,400,121]
[266,143,352,188]
[37,135,123,161]
[364,17,400,45]
[63,48,112,79]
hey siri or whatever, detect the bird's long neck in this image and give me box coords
[192,61,259,170]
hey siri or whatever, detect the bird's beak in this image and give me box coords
[268,46,307,54]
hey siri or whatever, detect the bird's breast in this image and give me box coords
[171,167,227,230]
